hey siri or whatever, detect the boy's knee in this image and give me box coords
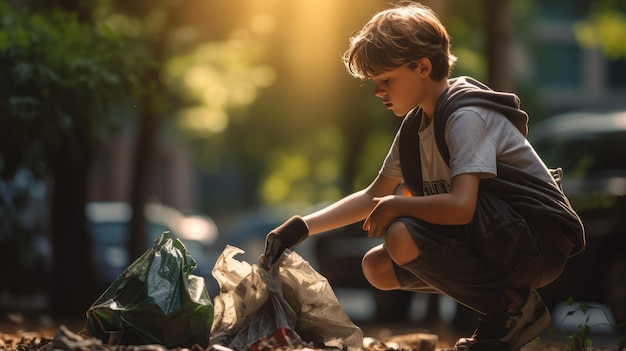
[384,221,420,265]
[362,246,399,291]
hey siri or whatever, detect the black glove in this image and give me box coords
[262,215,309,265]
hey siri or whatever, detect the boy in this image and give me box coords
[262,2,585,351]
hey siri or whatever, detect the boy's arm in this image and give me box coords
[364,172,480,238]
[262,174,402,265]
[303,173,403,235]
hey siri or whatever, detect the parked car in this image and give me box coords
[85,202,221,297]
[528,109,626,323]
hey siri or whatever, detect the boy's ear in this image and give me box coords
[416,58,432,77]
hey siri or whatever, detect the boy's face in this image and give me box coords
[371,64,427,117]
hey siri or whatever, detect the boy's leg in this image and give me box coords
[363,219,521,313]
[390,217,567,351]
[361,239,439,294]
[362,221,448,293]
[392,217,510,314]
[362,243,405,291]
[362,240,446,296]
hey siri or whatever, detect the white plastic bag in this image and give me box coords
[210,245,363,350]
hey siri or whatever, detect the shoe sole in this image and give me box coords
[510,307,551,351]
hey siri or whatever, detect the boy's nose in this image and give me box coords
[374,86,385,98]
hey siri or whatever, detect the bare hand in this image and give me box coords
[363,195,400,238]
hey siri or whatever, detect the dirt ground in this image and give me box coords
[0,313,612,351]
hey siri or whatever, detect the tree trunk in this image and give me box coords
[128,35,167,261]
[486,0,513,92]
[339,98,370,194]
[128,89,161,261]
[127,7,176,261]
[49,145,97,318]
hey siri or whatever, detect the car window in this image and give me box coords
[89,222,128,245]
[90,222,174,247]
[534,131,626,178]
[147,223,172,244]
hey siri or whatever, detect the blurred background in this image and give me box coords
[1,0,625,337]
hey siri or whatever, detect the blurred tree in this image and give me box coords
[98,0,278,257]
[211,1,490,210]
[445,0,513,90]
[445,1,487,81]
[0,1,145,316]
[238,2,397,208]
[159,1,486,217]
[98,0,172,262]
[486,0,514,91]
[163,29,277,213]
[574,0,626,59]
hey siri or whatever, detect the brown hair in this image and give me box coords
[343,1,457,81]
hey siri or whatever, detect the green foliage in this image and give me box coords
[445,1,487,80]
[574,0,626,60]
[259,126,345,205]
[0,1,144,178]
[558,297,626,351]
[165,39,275,136]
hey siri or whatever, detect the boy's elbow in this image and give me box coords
[454,201,476,225]
[455,212,474,225]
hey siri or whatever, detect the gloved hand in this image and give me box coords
[262,215,309,265]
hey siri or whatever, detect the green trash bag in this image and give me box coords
[82,231,214,348]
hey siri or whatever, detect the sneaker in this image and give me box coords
[454,289,551,351]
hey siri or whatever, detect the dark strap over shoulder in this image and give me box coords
[398,108,424,196]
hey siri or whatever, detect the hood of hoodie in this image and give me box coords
[435,76,529,137]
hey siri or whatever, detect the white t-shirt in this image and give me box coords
[379,106,554,195]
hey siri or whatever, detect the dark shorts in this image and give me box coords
[391,195,571,313]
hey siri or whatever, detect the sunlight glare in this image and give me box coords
[177,215,218,243]
[230,82,257,106]
[250,14,275,36]
[179,107,228,134]
[184,66,214,90]
[200,83,229,108]
[251,66,276,87]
